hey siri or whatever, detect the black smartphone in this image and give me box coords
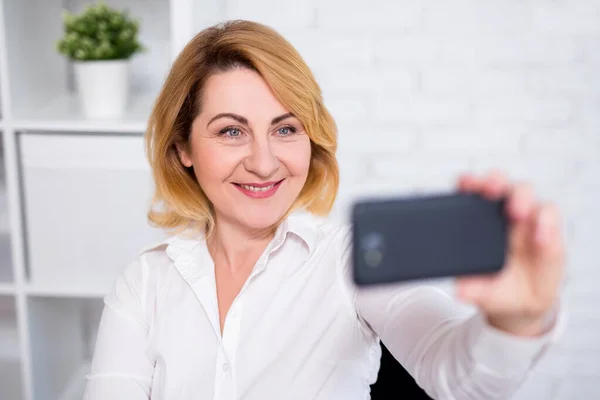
[351,192,509,286]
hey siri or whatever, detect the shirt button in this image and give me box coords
[223,363,229,372]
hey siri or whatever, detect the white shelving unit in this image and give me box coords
[0,0,212,398]
[0,295,22,399]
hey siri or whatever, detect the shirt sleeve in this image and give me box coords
[83,258,155,400]
[339,228,565,400]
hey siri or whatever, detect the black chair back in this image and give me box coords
[370,342,433,399]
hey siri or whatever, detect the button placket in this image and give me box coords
[221,299,242,359]
[215,296,243,399]
[213,348,227,399]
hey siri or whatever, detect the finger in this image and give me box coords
[534,203,562,252]
[508,200,537,258]
[506,183,536,222]
[481,169,510,200]
[531,203,566,309]
[457,173,483,193]
[455,274,496,304]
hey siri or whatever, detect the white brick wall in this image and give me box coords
[218,1,600,398]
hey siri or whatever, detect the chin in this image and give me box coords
[236,206,289,231]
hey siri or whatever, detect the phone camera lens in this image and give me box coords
[361,232,385,268]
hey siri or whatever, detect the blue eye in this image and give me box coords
[277,126,296,136]
[220,127,242,138]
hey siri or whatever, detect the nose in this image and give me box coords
[244,137,279,178]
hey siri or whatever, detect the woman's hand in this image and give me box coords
[455,170,566,337]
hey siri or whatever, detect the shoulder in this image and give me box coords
[105,233,202,306]
[137,230,204,267]
[295,211,351,246]
[127,235,178,281]
[284,210,351,261]
[314,217,353,257]
[296,213,354,279]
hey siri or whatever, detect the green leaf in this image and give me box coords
[56,1,146,61]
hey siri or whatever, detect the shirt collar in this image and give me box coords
[280,209,318,257]
[145,210,319,270]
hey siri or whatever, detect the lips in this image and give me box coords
[232,179,284,198]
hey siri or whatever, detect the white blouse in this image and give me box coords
[83,211,563,400]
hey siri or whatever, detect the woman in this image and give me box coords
[84,20,565,400]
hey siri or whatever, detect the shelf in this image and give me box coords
[0,0,190,399]
[0,282,15,295]
[28,296,103,400]
[0,184,7,232]
[0,295,19,360]
[0,132,8,232]
[4,0,171,130]
[0,358,23,400]
[58,361,90,400]
[13,90,157,134]
[18,133,167,295]
[0,231,12,283]
[0,295,22,400]
[26,283,110,299]
[0,124,13,284]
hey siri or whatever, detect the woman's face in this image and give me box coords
[180,68,312,232]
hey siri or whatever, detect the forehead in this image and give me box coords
[200,68,289,119]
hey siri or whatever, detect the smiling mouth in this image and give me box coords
[232,179,285,192]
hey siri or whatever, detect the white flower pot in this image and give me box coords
[74,59,129,119]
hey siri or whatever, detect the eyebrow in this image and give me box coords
[206,112,296,128]
[271,112,295,125]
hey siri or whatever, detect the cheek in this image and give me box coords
[281,139,312,177]
[191,144,238,184]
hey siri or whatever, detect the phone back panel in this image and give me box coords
[351,192,508,286]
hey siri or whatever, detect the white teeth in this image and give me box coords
[240,184,275,192]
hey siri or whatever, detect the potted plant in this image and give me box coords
[56,2,145,119]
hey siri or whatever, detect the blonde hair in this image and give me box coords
[145,20,339,235]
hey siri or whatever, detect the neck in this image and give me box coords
[207,214,276,273]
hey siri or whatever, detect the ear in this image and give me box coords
[176,142,193,168]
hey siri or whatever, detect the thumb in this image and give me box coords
[455,275,494,305]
